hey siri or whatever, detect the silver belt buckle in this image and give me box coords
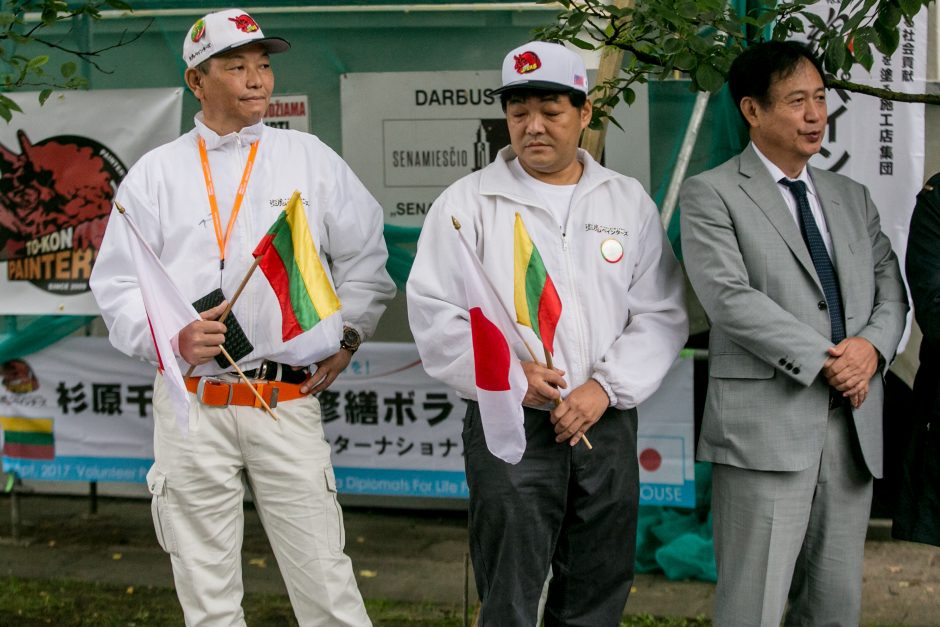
[195,376,233,407]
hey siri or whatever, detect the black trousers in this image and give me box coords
[463,401,639,627]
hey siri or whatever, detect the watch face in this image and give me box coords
[342,327,361,350]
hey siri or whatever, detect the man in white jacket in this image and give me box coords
[90,9,393,626]
[407,41,688,626]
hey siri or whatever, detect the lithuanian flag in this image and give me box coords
[0,417,54,460]
[513,213,562,356]
[253,191,341,341]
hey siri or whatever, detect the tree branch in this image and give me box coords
[30,23,150,74]
[827,77,940,104]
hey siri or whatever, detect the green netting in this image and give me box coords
[636,462,717,582]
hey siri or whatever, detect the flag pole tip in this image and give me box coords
[114,201,126,214]
[451,216,462,230]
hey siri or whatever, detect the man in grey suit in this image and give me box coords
[680,41,908,626]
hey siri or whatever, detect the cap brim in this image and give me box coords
[212,36,291,59]
[491,80,585,95]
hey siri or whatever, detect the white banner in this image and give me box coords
[0,88,183,315]
[1,339,695,506]
[805,6,927,289]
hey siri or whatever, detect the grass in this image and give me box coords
[0,576,710,626]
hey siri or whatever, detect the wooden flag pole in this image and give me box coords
[183,256,263,378]
[218,345,279,421]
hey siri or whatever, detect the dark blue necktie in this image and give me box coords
[780,178,846,344]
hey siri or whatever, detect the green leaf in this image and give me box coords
[38,89,53,105]
[0,12,15,26]
[824,41,846,74]
[61,61,76,78]
[569,37,596,51]
[27,55,49,69]
[897,0,924,15]
[0,103,11,124]
[874,17,901,55]
[0,93,21,113]
[663,37,684,54]
[854,42,874,72]
[673,51,696,71]
[623,87,636,105]
[693,62,724,92]
[687,35,711,54]
[876,1,902,27]
[804,11,827,31]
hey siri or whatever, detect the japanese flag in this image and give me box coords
[119,206,200,434]
[637,436,685,485]
[455,226,528,465]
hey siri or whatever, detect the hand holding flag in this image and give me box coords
[116,202,278,426]
[513,213,592,450]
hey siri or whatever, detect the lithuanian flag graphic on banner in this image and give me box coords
[0,417,54,460]
[253,191,341,341]
[513,213,562,356]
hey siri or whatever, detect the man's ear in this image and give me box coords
[184,67,204,99]
[740,96,761,128]
[580,98,593,131]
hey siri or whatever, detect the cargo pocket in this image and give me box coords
[146,467,178,556]
[323,466,345,556]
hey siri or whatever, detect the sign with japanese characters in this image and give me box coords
[804,4,926,288]
[0,88,183,315]
[1,338,695,506]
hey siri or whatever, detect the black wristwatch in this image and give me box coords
[340,326,362,353]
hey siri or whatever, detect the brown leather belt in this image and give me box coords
[185,377,309,409]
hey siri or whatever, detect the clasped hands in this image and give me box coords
[522,361,608,447]
[822,336,879,409]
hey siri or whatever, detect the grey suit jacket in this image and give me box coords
[680,144,908,477]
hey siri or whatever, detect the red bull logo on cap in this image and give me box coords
[513,51,541,75]
[228,14,259,33]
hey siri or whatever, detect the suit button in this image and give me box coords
[785,363,793,371]
[793,367,801,375]
[779,358,787,366]
[818,300,827,310]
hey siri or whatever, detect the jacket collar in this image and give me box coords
[738,143,819,282]
[479,145,618,209]
[194,112,266,150]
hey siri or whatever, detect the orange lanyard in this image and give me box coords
[198,135,259,270]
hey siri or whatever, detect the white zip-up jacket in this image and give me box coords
[91,115,396,375]
[407,146,688,409]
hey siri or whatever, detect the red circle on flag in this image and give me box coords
[639,448,662,472]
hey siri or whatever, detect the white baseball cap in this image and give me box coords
[182,9,290,69]
[492,41,588,95]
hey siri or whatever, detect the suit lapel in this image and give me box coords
[737,146,819,283]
